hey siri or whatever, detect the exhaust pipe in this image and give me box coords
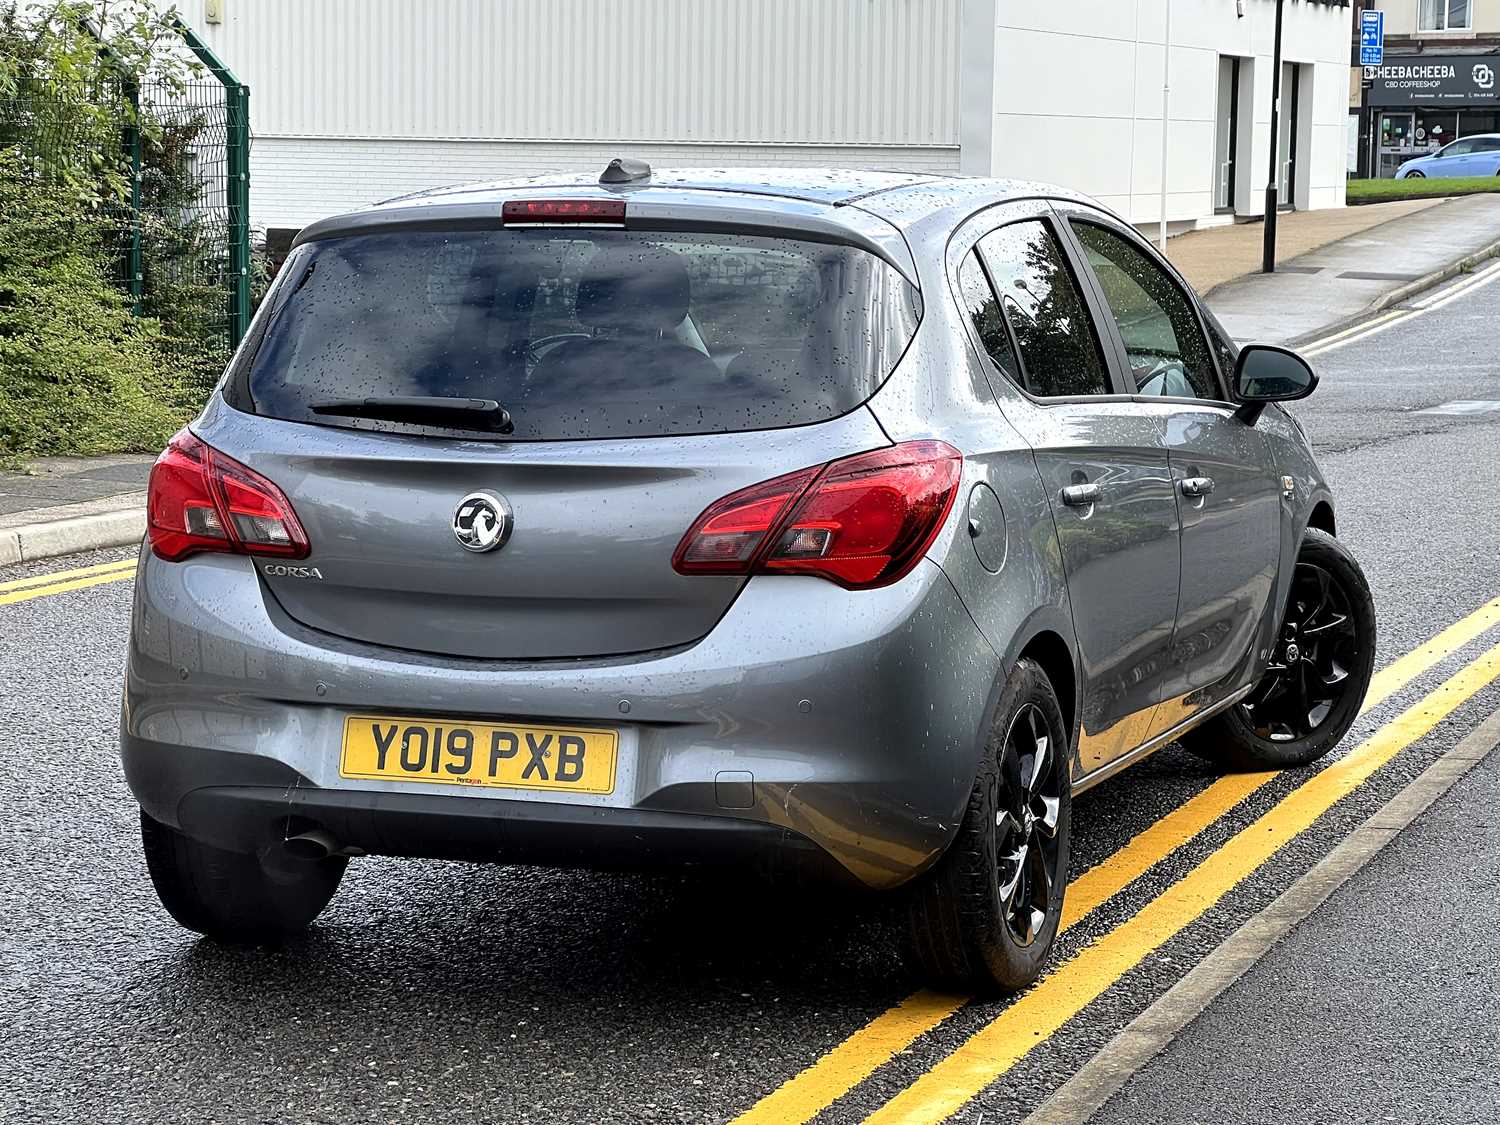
[283,828,339,860]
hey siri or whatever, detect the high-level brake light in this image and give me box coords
[501,199,627,224]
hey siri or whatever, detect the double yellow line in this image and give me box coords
[1301,257,1500,358]
[0,557,137,606]
[733,595,1500,1125]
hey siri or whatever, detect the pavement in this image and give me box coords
[0,454,151,566]
[1089,738,1500,1125]
[1196,192,1500,346]
[3,237,1500,1123]
[4,194,1500,567]
[1166,196,1447,295]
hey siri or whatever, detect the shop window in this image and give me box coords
[1419,0,1472,31]
[1461,112,1499,136]
[1416,111,1458,152]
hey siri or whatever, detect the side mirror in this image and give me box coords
[1232,344,1317,425]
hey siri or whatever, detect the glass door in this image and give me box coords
[1214,57,1239,212]
[1378,111,1417,178]
[1278,63,1299,208]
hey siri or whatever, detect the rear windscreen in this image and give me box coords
[228,228,922,441]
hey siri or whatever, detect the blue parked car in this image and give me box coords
[1396,133,1500,178]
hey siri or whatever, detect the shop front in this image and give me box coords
[1363,54,1500,177]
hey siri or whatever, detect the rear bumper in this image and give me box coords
[121,552,1002,889]
[123,739,852,883]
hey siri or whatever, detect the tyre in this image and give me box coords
[140,810,347,942]
[1184,528,1375,771]
[1407,170,1426,178]
[906,658,1072,995]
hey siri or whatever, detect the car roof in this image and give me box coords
[357,165,1100,229]
[379,167,949,208]
[292,166,1114,281]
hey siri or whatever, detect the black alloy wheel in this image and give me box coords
[1183,528,1376,771]
[994,702,1064,947]
[906,657,1072,994]
[1238,561,1359,743]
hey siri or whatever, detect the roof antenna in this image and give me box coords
[599,157,652,185]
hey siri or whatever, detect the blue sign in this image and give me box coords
[1360,10,1384,67]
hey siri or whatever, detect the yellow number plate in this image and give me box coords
[339,715,618,795]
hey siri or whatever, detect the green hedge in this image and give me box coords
[1347,176,1500,205]
[0,151,190,463]
[0,1,229,466]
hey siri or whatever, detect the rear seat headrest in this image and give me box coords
[575,244,691,332]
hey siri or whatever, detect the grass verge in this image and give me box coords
[1347,176,1500,205]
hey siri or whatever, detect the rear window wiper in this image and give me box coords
[310,395,514,434]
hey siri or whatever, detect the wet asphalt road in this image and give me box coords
[3,269,1500,1125]
[1092,734,1500,1125]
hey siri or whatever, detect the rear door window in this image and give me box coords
[974,221,1111,398]
[232,229,921,441]
[955,250,1023,386]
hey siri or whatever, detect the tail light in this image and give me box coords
[147,429,309,562]
[673,441,963,590]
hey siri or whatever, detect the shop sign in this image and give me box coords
[1364,56,1499,106]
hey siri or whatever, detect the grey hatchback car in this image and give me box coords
[123,163,1375,992]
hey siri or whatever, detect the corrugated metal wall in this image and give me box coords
[194,0,960,146]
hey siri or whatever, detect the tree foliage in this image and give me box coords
[0,149,188,460]
[0,1,225,461]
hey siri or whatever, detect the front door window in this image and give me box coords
[1070,222,1218,400]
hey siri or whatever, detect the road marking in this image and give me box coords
[1414,399,1500,416]
[0,557,137,606]
[0,557,137,592]
[1300,309,1409,356]
[863,638,1500,1125]
[1302,309,1416,356]
[728,593,1500,1125]
[1026,702,1500,1125]
[1409,256,1500,312]
[1302,258,1500,358]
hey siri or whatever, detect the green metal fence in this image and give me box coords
[0,18,250,363]
[171,17,251,348]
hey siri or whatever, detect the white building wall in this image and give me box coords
[972,0,1353,223]
[248,138,962,228]
[183,0,963,226]
[181,0,1351,231]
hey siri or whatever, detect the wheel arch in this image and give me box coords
[927,616,1079,876]
[1014,629,1078,748]
[1306,500,1336,537]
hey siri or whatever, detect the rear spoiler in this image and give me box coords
[292,193,920,289]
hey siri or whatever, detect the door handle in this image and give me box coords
[1060,482,1101,507]
[1180,476,1215,498]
